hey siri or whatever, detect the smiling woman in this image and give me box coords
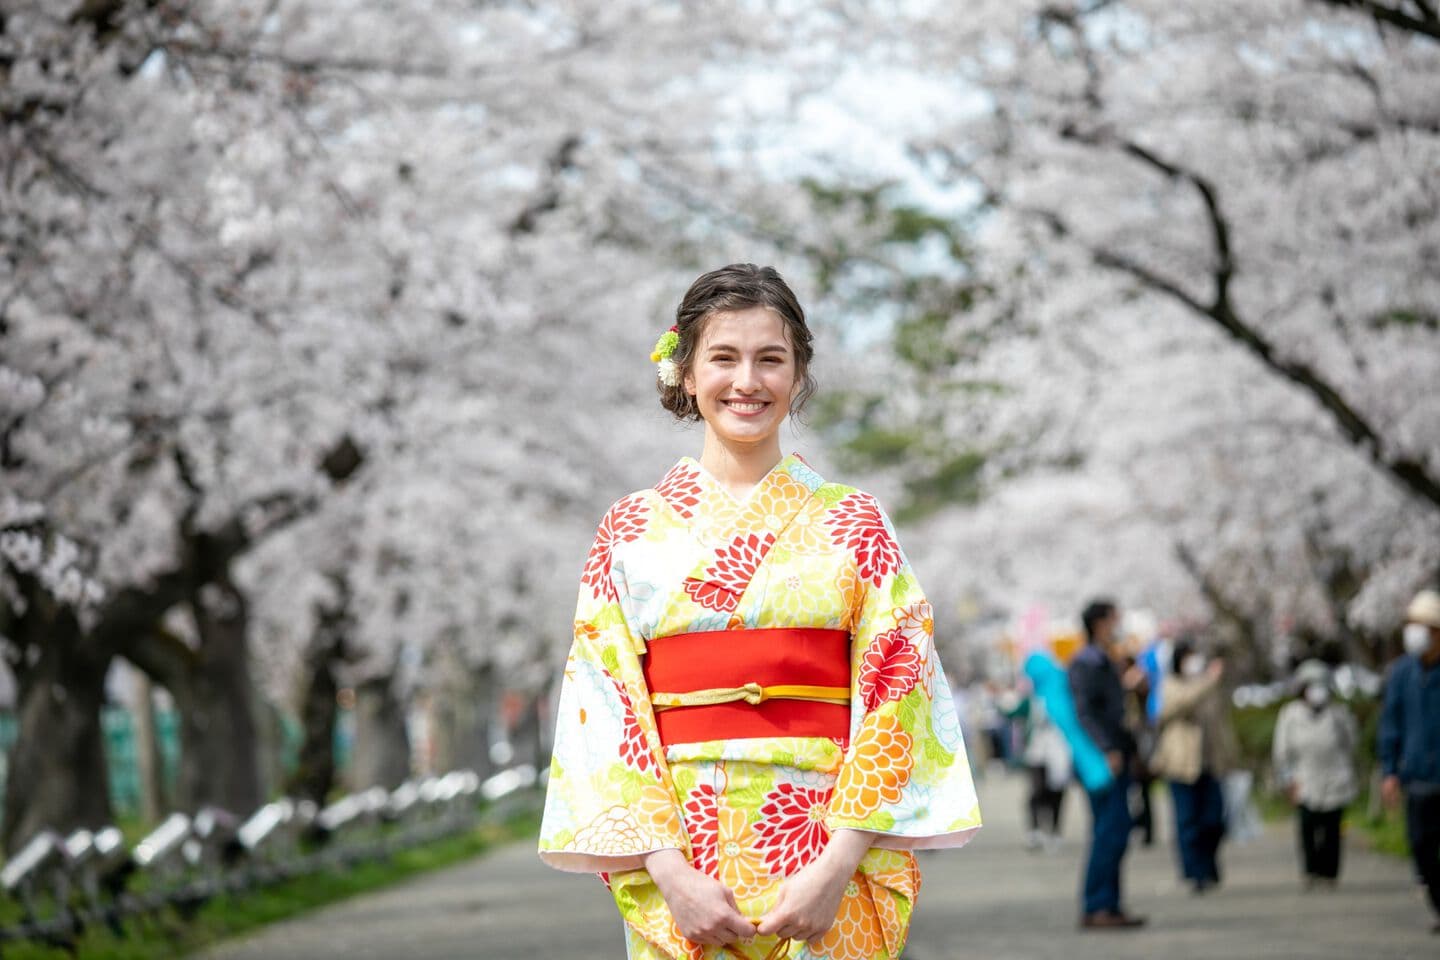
[538,264,982,960]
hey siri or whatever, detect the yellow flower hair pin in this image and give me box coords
[651,325,681,387]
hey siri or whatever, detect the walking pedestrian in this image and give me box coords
[1150,638,1238,894]
[1378,588,1440,935]
[1068,599,1146,929]
[1121,643,1156,848]
[1273,660,1357,890]
[537,263,982,959]
[1010,681,1071,853]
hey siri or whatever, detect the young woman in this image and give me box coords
[538,264,982,959]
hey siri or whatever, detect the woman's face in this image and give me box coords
[684,306,797,451]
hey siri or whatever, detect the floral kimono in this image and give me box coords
[539,454,981,960]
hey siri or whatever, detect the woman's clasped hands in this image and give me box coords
[645,830,873,953]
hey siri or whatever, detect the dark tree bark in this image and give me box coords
[290,642,341,805]
[175,578,262,814]
[1,584,113,852]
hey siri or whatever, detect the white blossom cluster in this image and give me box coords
[2,0,821,707]
[806,0,1440,663]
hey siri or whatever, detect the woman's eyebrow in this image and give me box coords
[704,342,790,353]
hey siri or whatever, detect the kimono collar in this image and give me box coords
[655,452,823,520]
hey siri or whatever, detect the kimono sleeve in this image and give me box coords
[824,493,982,849]
[537,495,690,873]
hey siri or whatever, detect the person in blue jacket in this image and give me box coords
[1379,589,1440,935]
[1068,599,1146,930]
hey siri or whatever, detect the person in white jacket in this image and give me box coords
[1272,661,1358,889]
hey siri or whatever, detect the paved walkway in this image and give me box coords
[201,771,1436,959]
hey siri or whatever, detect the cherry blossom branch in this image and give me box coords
[1031,132,1440,511]
[1310,0,1440,40]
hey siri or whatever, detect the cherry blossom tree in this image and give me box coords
[1,0,835,844]
[803,0,1440,670]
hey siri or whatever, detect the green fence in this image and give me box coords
[0,707,340,825]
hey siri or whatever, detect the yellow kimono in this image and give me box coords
[539,454,981,959]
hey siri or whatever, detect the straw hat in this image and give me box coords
[1406,589,1440,630]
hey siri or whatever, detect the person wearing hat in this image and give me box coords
[1273,660,1358,889]
[1379,588,1440,933]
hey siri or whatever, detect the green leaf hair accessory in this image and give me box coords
[651,325,681,387]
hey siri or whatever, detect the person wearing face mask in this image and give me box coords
[1068,599,1147,929]
[1378,588,1440,934]
[1149,637,1239,894]
[1272,660,1357,890]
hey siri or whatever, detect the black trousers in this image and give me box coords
[1297,805,1342,879]
[1028,764,1064,834]
[1407,792,1440,918]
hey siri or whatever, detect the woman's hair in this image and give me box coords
[658,263,817,421]
[1170,637,1196,676]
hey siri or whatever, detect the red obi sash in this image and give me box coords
[643,627,852,746]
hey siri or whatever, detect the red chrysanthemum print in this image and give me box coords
[608,670,657,777]
[655,464,704,520]
[683,532,776,612]
[680,784,720,879]
[829,494,902,587]
[857,626,924,711]
[754,782,831,877]
[580,496,648,600]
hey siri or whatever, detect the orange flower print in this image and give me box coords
[813,877,886,960]
[829,714,914,823]
[739,473,826,551]
[716,803,769,902]
[834,564,862,626]
[664,918,707,960]
[573,806,652,856]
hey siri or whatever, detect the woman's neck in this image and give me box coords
[698,433,783,501]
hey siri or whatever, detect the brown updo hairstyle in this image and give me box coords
[658,263,817,422]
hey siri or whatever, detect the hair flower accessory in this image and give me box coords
[651,325,681,387]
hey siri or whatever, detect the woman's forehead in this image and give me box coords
[699,306,789,346]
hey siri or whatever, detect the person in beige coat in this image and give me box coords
[1273,660,1357,889]
[1150,637,1239,893]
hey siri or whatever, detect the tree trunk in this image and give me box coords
[173,583,263,815]
[350,676,411,790]
[132,672,166,822]
[509,690,545,772]
[431,659,496,780]
[2,610,113,853]
[290,643,340,805]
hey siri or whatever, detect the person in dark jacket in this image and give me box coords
[1068,599,1146,929]
[1379,589,1440,935]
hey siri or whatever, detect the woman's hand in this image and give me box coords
[643,849,754,946]
[755,829,873,947]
